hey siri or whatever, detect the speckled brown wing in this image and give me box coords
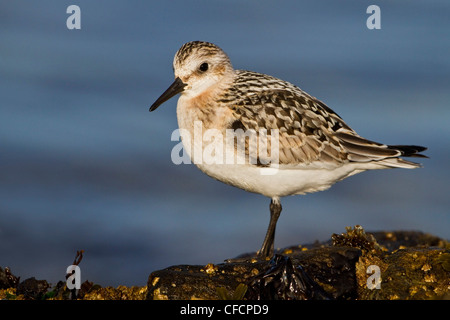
[228,87,426,168]
[228,89,353,167]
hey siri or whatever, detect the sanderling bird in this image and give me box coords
[149,41,427,260]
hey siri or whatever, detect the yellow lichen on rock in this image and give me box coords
[0,288,25,300]
[203,263,218,274]
[151,287,169,300]
[83,285,147,300]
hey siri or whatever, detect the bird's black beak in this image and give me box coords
[149,77,187,112]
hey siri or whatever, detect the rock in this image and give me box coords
[0,267,20,290]
[82,285,147,300]
[148,261,263,300]
[16,277,50,300]
[147,246,362,300]
[1,227,448,300]
[147,227,450,300]
[356,247,450,300]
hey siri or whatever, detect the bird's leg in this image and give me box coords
[257,198,282,260]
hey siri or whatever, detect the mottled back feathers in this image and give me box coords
[222,70,426,168]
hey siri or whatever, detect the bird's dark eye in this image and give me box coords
[199,62,209,72]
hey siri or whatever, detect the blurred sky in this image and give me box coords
[0,0,449,287]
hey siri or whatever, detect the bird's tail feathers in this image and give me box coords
[335,132,428,169]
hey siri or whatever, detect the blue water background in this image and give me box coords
[0,1,449,286]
